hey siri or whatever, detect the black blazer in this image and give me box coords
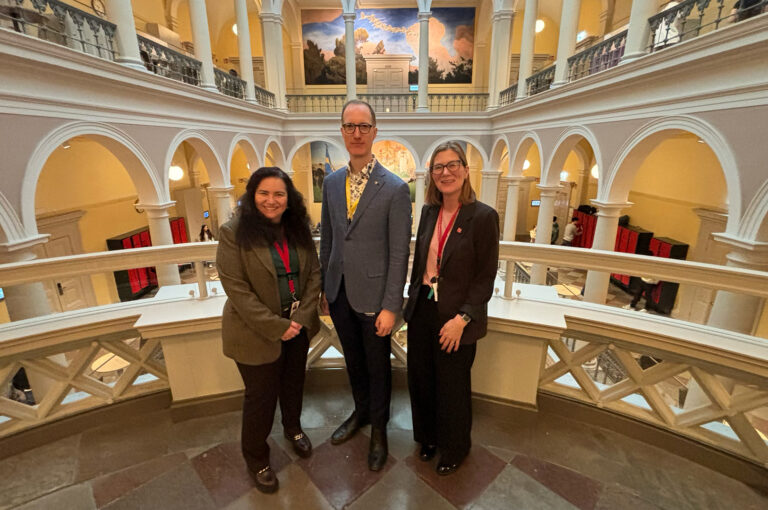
[403,200,500,344]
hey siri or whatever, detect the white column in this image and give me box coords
[260,13,288,111]
[103,0,145,71]
[414,169,426,234]
[516,0,538,100]
[138,203,182,286]
[706,236,768,334]
[208,186,235,227]
[583,201,631,304]
[621,0,656,63]
[416,11,431,112]
[234,0,257,103]
[487,9,515,109]
[188,0,217,91]
[530,185,559,284]
[0,236,54,320]
[480,170,502,209]
[552,0,581,87]
[502,176,526,241]
[343,12,357,101]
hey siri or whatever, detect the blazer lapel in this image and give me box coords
[347,163,385,233]
[439,201,476,271]
[253,244,277,279]
[417,206,438,278]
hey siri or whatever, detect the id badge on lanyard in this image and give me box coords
[274,239,300,317]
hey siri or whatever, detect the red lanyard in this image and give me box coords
[436,205,461,274]
[273,238,296,296]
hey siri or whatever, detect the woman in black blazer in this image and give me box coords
[403,141,499,475]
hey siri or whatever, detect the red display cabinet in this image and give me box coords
[646,236,689,315]
[610,224,653,289]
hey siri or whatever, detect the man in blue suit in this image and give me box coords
[320,100,412,471]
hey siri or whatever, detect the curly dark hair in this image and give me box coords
[235,167,314,250]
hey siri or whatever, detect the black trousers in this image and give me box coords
[329,279,392,429]
[236,329,309,471]
[630,280,657,310]
[407,286,477,464]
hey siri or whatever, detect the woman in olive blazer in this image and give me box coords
[403,142,499,476]
[216,167,321,494]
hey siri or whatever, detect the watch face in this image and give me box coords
[92,0,106,17]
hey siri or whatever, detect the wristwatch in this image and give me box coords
[459,313,472,324]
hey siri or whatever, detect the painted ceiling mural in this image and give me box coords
[301,8,476,85]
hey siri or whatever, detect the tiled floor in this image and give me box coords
[2,385,766,510]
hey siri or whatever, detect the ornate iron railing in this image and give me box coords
[0,0,116,60]
[498,84,517,106]
[214,67,246,99]
[286,93,487,113]
[648,0,766,52]
[254,84,276,108]
[567,29,628,82]
[526,65,556,96]
[137,35,200,86]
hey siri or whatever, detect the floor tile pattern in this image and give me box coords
[1,385,766,510]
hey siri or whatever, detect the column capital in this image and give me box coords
[208,186,235,196]
[341,0,357,14]
[482,169,503,177]
[503,175,533,184]
[415,169,427,178]
[136,201,176,217]
[343,12,356,22]
[418,11,432,21]
[712,234,768,270]
[492,10,515,23]
[536,184,562,197]
[0,235,50,259]
[589,199,632,216]
[260,12,283,24]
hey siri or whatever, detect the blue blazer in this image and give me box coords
[319,160,412,314]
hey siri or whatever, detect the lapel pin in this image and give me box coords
[457,227,463,233]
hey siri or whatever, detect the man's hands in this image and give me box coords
[439,315,468,353]
[281,321,303,341]
[375,309,396,337]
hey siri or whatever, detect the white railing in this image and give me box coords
[2,242,768,467]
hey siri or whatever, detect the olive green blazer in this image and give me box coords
[216,217,321,366]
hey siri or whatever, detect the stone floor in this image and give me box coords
[2,385,766,510]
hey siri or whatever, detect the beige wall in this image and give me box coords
[626,136,727,250]
[131,0,168,31]
[579,0,604,36]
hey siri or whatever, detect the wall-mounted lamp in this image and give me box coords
[535,19,545,33]
[62,142,71,150]
[523,159,531,170]
[591,164,599,179]
[560,170,569,181]
[232,23,238,36]
[169,165,184,181]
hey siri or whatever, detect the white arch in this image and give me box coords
[165,129,227,188]
[739,179,768,242]
[0,190,25,243]
[226,135,262,178]
[264,136,287,169]
[490,137,510,175]
[543,126,602,187]
[604,116,741,234]
[285,137,346,170]
[21,121,163,235]
[509,131,544,177]
[420,136,490,172]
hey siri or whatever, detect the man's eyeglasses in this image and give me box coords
[342,123,374,134]
[430,160,464,174]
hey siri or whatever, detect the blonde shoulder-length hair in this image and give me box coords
[425,141,476,206]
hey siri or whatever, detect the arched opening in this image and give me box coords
[608,130,730,322]
[228,138,260,215]
[288,139,346,226]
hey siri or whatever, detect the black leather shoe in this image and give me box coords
[284,431,312,458]
[331,411,368,445]
[436,460,460,476]
[250,465,279,493]
[368,427,388,471]
[419,444,437,462]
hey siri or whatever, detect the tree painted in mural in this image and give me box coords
[302,8,475,85]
